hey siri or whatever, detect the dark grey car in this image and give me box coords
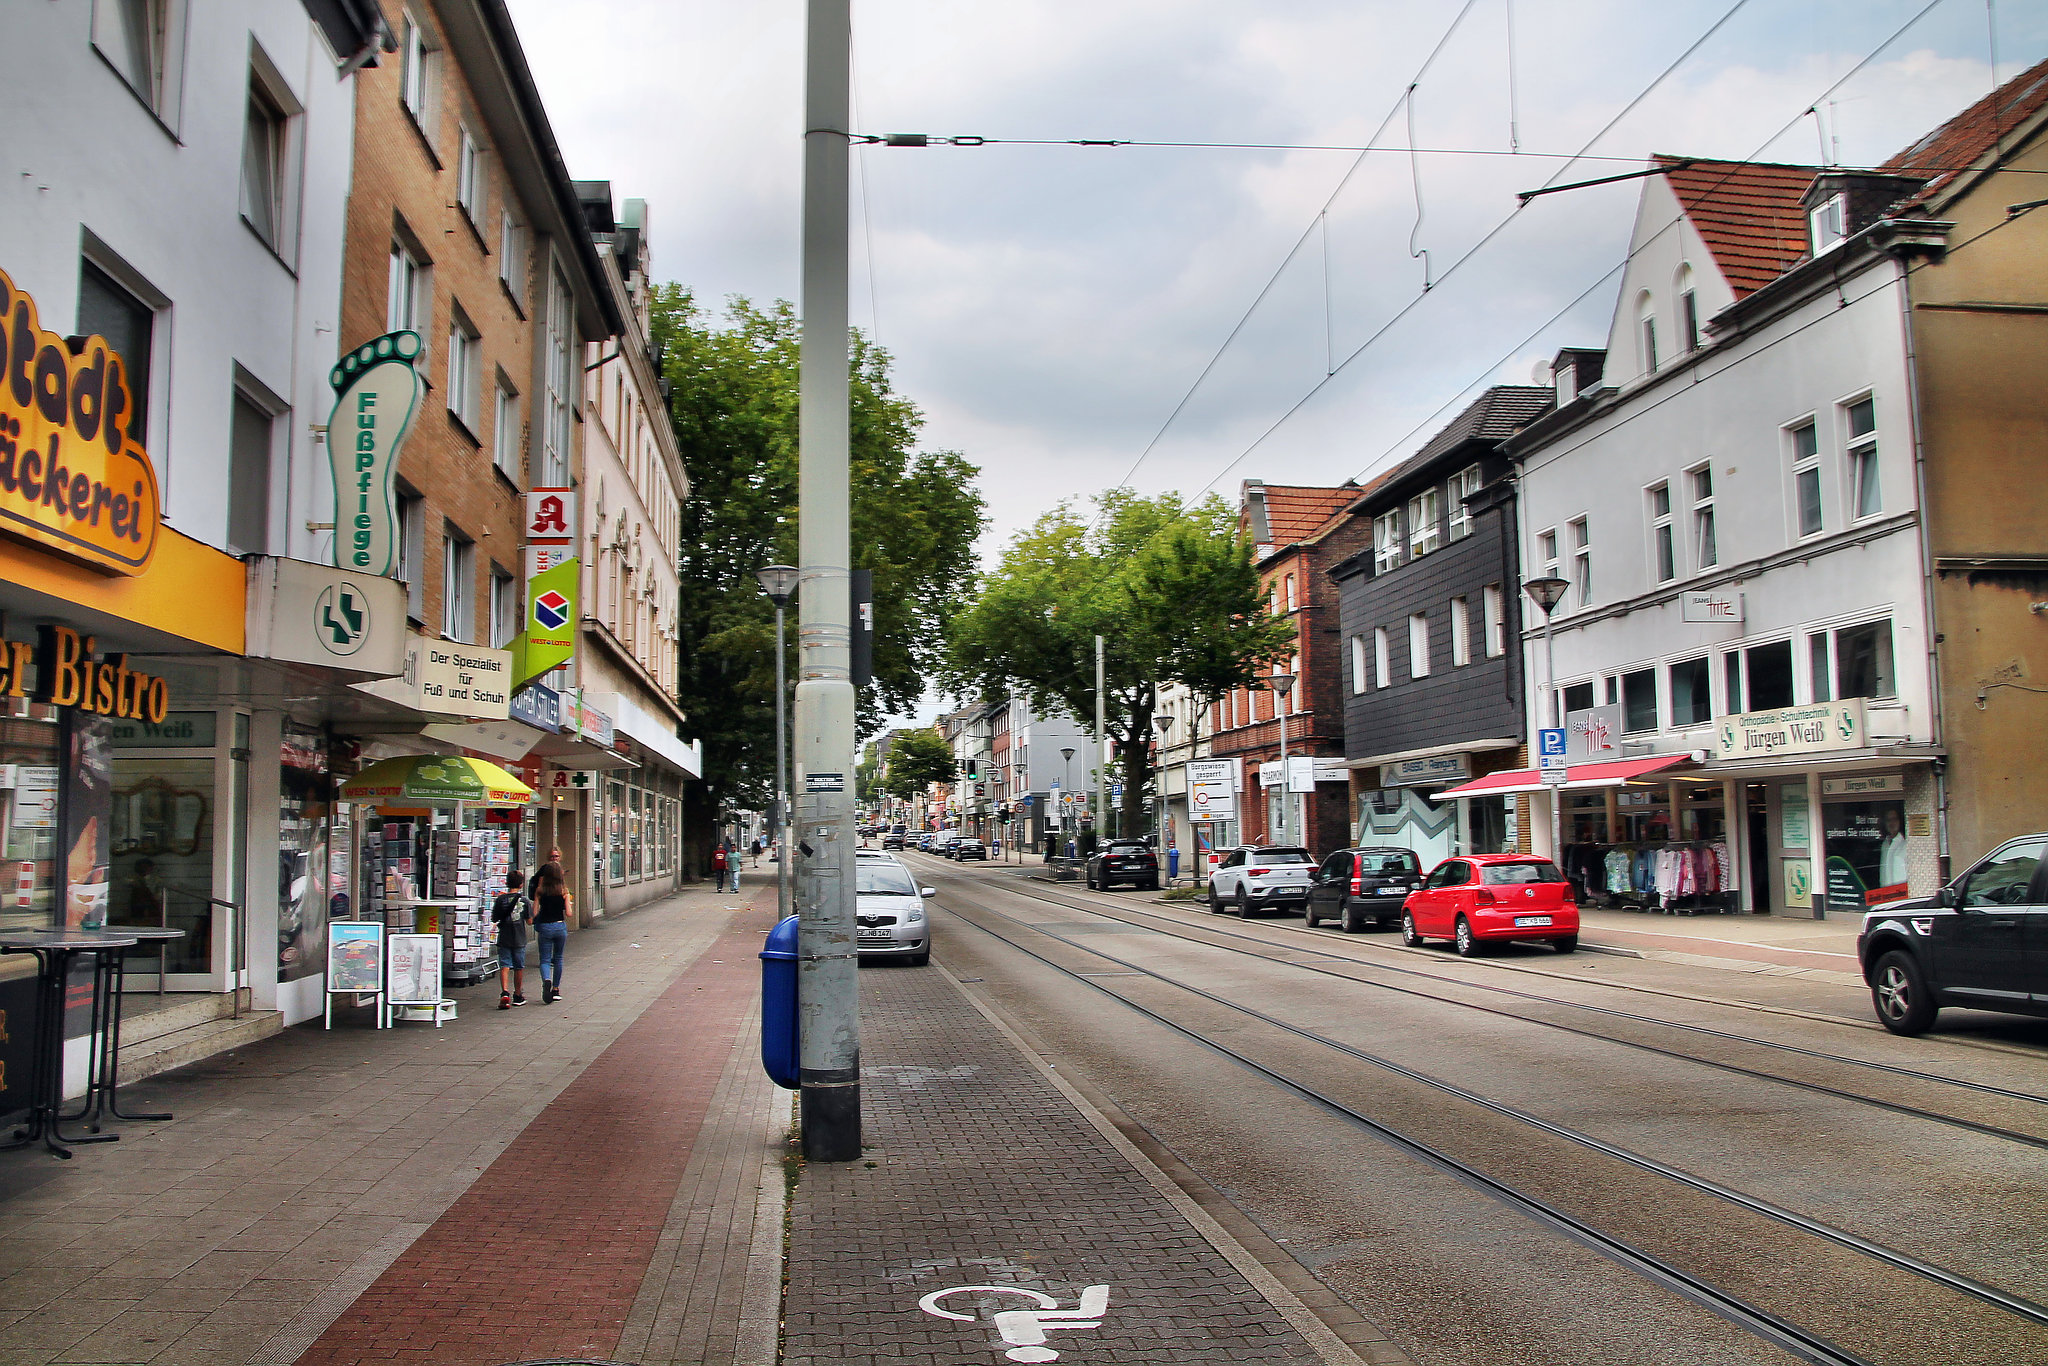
[1305,847,1425,932]
[1857,833,2048,1034]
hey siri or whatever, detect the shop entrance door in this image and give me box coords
[1747,787,1771,913]
[111,747,247,994]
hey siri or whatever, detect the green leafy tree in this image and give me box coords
[653,288,985,873]
[881,727,957,802]
[946,490,1293,833]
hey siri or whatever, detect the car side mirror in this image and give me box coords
[921,887,936,898]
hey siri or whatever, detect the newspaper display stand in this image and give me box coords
[324,921,386,1029]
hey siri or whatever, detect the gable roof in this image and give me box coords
[1244,484,1358,548]
[1881,55,2048,207]
[1656,156,1823,298]
[1338,385,1553,522]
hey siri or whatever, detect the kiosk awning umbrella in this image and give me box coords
[338,755,533,807]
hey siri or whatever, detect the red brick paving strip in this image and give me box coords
[297,915,769,1366]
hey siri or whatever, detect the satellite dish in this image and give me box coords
[1530,360,1553,385]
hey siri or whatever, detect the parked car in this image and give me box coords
[951,838,987,862]
[882,831,907,849]
[1207,845,1314,916]
[1401,854,1578,955]
[1305,847,1424,932]
[855,859,937,965]
[1086,839,1159,891]
[1858,833,2048,1035]
[931,832,960,857]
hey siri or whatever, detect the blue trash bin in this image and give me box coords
[760,915,800,1089]
[1168,847,1180,879]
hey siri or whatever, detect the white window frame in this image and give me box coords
[387,236,428,335]
[399,9,435,130]
[1537,528,1559,582]
[1647,481,1675,585]
[489,566,517,648]
[1408,612,1430,679]
[397,492,425,621]
[1788,417,1823,538]
[1447,464,1481,541]
[1373,510,1402,574]
[446,304,480,432]
[441,529,473,643]
[1569,517,1591,609]
[1483,584,1505,658]
[1451,595,1471,667]
[542,264,574,486]
[1373,626,1391,689]
[493,374,520,478]
[1283,573,1296,613]
[498,211,527,308]
[94,0,187,123]
[1637,291,1658,375]
[239,63,296,254]
[1844,394,1880,521]
[1810,194,1847,255]
[1688,464,1717,570]
[457,125,485,224]
[1407,489,1440,558]
[1350,634,1368,695]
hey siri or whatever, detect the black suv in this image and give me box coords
[1304,847,1424,932]
[1858,833,2048,1035]
[1086,839,1160,892]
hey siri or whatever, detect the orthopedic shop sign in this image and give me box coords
[0,268,160,574]
[327,332,422,576]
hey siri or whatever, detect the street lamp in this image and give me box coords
[1267,672,1296,846]
[1153,712,1175,879]
[1060,746,1076,857]
[755,564,798,924]
[1523,576,1572,865]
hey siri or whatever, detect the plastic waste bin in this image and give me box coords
[1167,847,1180,879]
[760,915,800,1089]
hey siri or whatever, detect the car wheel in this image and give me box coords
[1207,886,1222,913]
[1237,889,1255,918]
[1454,916,1480,957]
[1340,901,1365,934]
[1304,900,1320,928]
[1872,950,1937,1035]
[1084,870,1095,889]
[1401,911,1422,947]
[1554,934,1578,954]
[1143,878,1160,892]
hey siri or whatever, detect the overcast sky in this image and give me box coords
[507,0,2044,726]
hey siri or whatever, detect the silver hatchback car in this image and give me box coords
[856,859,936,965]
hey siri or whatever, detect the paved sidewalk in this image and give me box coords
[1576,907,1864,985]
[783,963,1377,1366]
[0,876,783,1366]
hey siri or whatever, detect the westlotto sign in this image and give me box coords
[0,269,160,574]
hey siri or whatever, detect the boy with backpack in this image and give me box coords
[492,870,532,1008]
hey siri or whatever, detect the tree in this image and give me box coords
[881,728,957,803]
[946,490,1294,834]
[653,288,986,874]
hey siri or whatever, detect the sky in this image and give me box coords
[506,0,2047,726]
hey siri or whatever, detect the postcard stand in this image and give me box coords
[324,920,386,1029]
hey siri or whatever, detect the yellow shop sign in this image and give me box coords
[0,624,169,722]
[0,269,160,575]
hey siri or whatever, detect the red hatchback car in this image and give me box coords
[1401,854,1579,956]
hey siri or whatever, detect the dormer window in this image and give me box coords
[1555,363,1578,406]
[1811,194,1847,254]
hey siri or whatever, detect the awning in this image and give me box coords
[1436,754,1694,799]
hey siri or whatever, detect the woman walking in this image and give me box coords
[531,860,570,1004]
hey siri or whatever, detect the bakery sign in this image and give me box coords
[0,268,161,574]
[0,624,169,722]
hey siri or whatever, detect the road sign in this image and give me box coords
[1541,767,1569,786]
[1537,727,1568,770]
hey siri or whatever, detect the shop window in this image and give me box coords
[1789,420,1822,537]
[1669,657,1710,726]
[1647,482,1674,584]
[1621,668,1658,734]
[1846,396,1880,520]
[1689,465,1716,569]
[0,704,64,932]
[608,779,625,882]
[1451,596,1471,667]
[226,387,273,556]
[441,530,473,642]
[1448,465,1481,541]
[1836,619,1895,699]
[1746,640,1794,710]
[78,258,157,447]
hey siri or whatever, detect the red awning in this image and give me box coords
[1436,754,1694,799]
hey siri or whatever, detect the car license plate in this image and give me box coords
[1514,915,1553,927]
[858,929,894,940]
[1377,887,1405,895]
[1272,887,1304,897]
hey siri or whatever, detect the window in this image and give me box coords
[1350,635,1368,695]
[542,266,574,486]
[241,79,287,249]
[1621,668,1658,733]
[387,239,427,334]
[1722,652,1743,715]
[1562,681,1595,716]
[442,529,473,641]
[1669,657,1710,726]
[77,259,155,446]
[446,306,480,432]
[1746,640,1794,710]
[498,211,527,306]
[1447,465,1482,540]
[1808,633,1832,703]
[1689,465,1716,570]
[1637,291,1658,374]
[489,567,517,649]
[1569,518,1591,608]
[1538,528,1559,581]
[1555,362,1578,406]
[399,10,435,128]
[1451,596,1471,667]
[493,374,520,477]
[225,388,273,556]
[457,127,484,224]
[1648,482,1675,584]
[94,0,179,118]
[1677,265,1700,352]
[1810,194,1847,254]
[1483,584,1505,657]
[1373,627,1391,689]
[1374,510,1402,573]
[1407,489,1440,558]
[1845,396,1880,519]
[1408,613,1430,679]
[1283,573,1296,612]
[1789,420,1822,537]
[396,492,425,620]
[1836,619,1895,699]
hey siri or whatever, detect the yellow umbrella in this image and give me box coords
[338,755,532,807]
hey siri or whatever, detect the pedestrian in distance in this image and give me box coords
[531,860,571,1004]
[712,841,733,893]
[750,836,762,868]
[491,870,531,1009]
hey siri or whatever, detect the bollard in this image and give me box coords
[759,915,800,1089]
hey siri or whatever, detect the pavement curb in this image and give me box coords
[938,964,1415,1366]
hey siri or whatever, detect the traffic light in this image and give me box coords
[964,758,977,777]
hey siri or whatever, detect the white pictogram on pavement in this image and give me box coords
[918,1284,1112,1363]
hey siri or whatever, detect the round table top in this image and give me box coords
[0,929,142,951]
[102,925,188,941]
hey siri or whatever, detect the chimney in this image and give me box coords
[1243,480,1272,546]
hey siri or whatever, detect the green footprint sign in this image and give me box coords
[327,332,422,577]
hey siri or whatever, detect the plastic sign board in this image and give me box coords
[0,268,161,574]
[1185,759,1237,822]
[524,488,576,540]
[246,556,407,677]
[327,331,423,577]
[1541,767,1570,785]
[513,555,579,688]
[1681,590,1744,624]
[1381,754,1469,788]
[1566,704,1622,761]
[1717,699,1866,761]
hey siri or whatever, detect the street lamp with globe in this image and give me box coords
[1267,671,1296,846]
[1523,576,1572,863]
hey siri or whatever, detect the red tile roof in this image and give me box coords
[1881,56,2048,206]
[1243,483,1358,547]
[1656,156,1821,298]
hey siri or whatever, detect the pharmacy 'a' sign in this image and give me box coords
[327,332,422,577]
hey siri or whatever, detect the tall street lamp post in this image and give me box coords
[1523,576,1572,864]
[1060,746,1076,857]
[1268,671,1296,846]
[755,566,798,925]
[1153,712,1174,878]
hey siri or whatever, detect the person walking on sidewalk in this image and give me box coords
[750,836,762,868]
[491,870,532,1009]
[531,861,570,1003]
[712,841,732,894]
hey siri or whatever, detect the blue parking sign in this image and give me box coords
[1538,727,1567,761]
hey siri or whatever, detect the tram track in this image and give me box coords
[925,872,2048,1365]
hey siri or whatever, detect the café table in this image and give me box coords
[69,925,187,1129]
[0,930,139,1159]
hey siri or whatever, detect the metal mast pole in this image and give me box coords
[776,600,791,922]
[795,0,859,1163]
[1545,612,1561,862]
[1277,701,1290,845]
[1095,635,1109,843]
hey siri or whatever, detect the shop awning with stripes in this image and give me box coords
[1435,754,1694,799]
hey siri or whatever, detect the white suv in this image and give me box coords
[1208,845,1315,917]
